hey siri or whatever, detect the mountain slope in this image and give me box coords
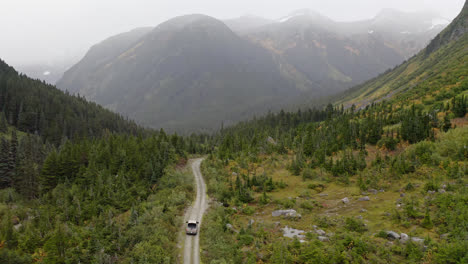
[58,11,447,132]
[243,9,447,91]
[58,15,298,132]
[0,58,144,144]
[337,2,468,109]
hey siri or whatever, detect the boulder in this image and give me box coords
[272,209,301,219]
[386,231,401,240]
[358,196,370,201]
[342,197,350,204]
[267,136,277,145]
[318,236,329,242]
[400,233,409,243]
[226,223,239,233]
[440,233,449,240]
[315,229,326,236]
[282,226,305,239]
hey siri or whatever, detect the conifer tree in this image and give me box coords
[0,137,12,188]
[0,111,8,133]
[39,151,59,193]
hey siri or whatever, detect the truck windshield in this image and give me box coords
[188,223,197,228]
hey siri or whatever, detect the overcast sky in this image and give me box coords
[0,0,465,66]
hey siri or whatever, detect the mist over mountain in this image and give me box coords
[57,9,448,132]
[58,15,298,132]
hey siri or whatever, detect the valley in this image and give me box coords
[0,1,467,264]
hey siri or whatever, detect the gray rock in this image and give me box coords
[441,184,447,189]
[368,189,378,195]
[248,219,255,226]
[379,189,385,193]
[232,172,238,176]
[282,226,305,239]
[411,237,424,244]
[428,190,436,194]
[342,197,350,204]
[312,225,317,229]
[267,136,277,145]
[361,191,368,195]
[318,236,329,242]
[438,189,446,193]
[400,193,406,197]
[356,215,363,220]
[359,209,368,213]
[440,233,449,240]
[400,233,409,243]
[315,229,326,236]
[319,193,328,197]
[272,209,297,217]
[226,223,239,233]
[387,231,401,240]
[358,196,370,201]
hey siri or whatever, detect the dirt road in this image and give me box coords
[183,158,207,264]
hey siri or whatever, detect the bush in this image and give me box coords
[344,217,368,233]
[302,168,316,181]
[238,234,254,246]
[242,206,255,216]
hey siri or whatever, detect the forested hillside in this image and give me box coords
[0,59,210,262]
[0,59,145,145]
[198,3,468,263]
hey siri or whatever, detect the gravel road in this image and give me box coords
[183,158,207,264]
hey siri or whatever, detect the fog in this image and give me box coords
[0,0,465,67]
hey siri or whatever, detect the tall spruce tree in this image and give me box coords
[0,137,12,188]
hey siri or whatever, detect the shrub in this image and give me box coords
[242,206,255,216]
[344,217,368,233]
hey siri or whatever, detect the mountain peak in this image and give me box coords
[278,9,331,23]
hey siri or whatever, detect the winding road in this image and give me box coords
[183,158,208,264]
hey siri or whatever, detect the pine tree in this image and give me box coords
[39,151,59,193]
[0,111,7,133]
[442,115,452,132]
[0,137,12,188]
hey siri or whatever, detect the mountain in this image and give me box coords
[0,58,145,145]
[58,15,299,132]
[242,9,448,91]
[58,11,448,132]
[337,1,468,109]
